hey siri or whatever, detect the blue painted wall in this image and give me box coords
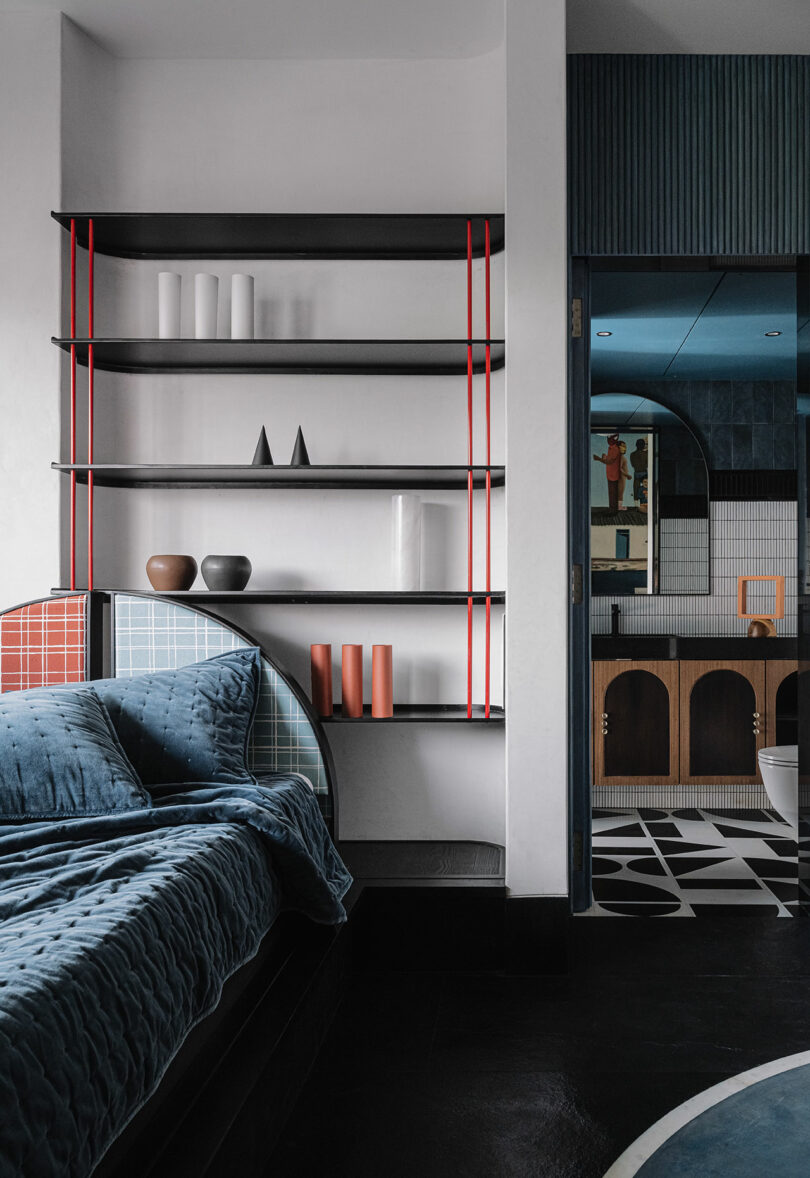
[569,55,810,256]
[592,380,796,472]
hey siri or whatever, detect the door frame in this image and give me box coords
[568,258,592,911]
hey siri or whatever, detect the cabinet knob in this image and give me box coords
[602,713,608,719]
[752,727,760,734]
[753,712,760,719]
[601,727,608,736]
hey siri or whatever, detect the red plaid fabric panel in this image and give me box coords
[0,596,87,693]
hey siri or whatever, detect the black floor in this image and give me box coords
[270,916,810,1177]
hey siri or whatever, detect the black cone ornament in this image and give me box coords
[290,426,311,466]
[252,426,273,466]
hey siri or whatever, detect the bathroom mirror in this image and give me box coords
[591,393,710,595]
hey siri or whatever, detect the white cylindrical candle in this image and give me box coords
[195,273,218,338]
[392,494,421,591]
[158,272,181,338]
[231,274,255,339]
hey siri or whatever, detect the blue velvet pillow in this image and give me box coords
[0,687,149,819]
[89,648,261,787]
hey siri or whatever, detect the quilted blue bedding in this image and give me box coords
[0,774,351,1178]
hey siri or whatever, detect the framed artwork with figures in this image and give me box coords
[591,428,655,595]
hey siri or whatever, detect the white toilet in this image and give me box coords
[758,745,798,829]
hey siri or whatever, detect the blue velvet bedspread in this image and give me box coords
[0,774,351,1178]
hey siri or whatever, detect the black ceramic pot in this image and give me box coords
[201,554,252,591]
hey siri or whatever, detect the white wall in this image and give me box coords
[97,54,504,213]
[1,7,573,893]
[504,0,569,896]
[61,18,119,211]
[0,13,62,607]
[58,42,509,847]
[1,6,573,893]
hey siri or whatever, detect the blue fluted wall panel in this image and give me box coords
[569,55,810,256]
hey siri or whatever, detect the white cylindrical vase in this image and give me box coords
[195,273,218,338]
[392,494,422,591]
[158,272,181,338]
[231,274,255,339]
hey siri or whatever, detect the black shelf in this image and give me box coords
[51,589,506,605]
[52,213,505,260]
[322,705,505,724]
[52,338,504,376]
[52,464,506,490]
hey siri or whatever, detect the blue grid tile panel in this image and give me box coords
[113,595,330,818]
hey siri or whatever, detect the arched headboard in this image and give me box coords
[0,591,336,830]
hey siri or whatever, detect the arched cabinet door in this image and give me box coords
[766,661,798,749]
[680,660,765,785]
[593,661,680,787]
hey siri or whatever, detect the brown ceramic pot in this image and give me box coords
[747,618,776,638]
[146,554,198,592]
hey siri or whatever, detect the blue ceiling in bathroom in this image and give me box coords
[591,271,802,381]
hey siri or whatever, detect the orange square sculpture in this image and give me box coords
[737,574,785,621]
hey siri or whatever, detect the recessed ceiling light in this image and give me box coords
[596,331,612,337]
[764,330,782,337]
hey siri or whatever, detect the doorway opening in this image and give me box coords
[570,257,800,916]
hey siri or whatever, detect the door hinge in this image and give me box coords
[571,297,583,339]
[571,563,583,605]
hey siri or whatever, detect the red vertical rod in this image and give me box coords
[87,218,95,590]
[69,219,77,590]
[466,220,474,718]
[484,219,492,718]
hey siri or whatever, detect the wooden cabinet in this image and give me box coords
[766,661,798,748]
[679,660,765,785]
[593,661,680,786]
[593,658,796,787]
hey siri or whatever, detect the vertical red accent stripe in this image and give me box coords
[466,219,474,718]
[87,219,95,590]
[69,219,77,591]
[484,219,492,718]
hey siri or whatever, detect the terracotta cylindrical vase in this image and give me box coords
[372,645,393,718]
[310,644,333,718]
[341,644,363,718]
[146,554,198,591]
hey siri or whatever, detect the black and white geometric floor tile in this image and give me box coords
[581,807,799,917]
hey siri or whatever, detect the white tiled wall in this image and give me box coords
[592,501,797,636]
[659,518,709,594]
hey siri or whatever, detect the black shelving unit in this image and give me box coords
[52,337,505,376]
[322,705,505,724]
[52,589,506,606]
[52,212,505,260]
[52,464,505,490]
[53,210,506,723]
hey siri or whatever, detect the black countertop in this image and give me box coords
[592,635,798,660]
